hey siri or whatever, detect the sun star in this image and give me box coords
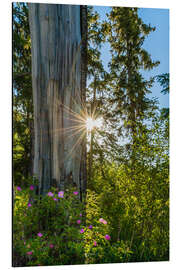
[86,117,103,131]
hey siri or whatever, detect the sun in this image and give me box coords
[86,117,94,131]
[86,117,103,131]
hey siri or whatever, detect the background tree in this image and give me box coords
[105,7,160,162]
[87,6,106,183]
[87,7,120,185]
[13,2,34,186]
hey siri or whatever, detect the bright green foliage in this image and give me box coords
[89,161,169,261]
[88,109,169,261]
[84,190,133,263]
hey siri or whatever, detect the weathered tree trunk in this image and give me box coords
[28,4,87,196]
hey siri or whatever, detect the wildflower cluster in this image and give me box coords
[13,184,130,267]
[13,185,85,266]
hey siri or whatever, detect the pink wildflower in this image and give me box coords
[30,185,34,190]
[53,198,58,201]
[49,244,54,248]
[73,191,78,195]
[58,191,64,198]
[99,218,107,224]
[27,251,33,255]
[16,186,21,191]
[80,228,84,233]
[47,192,54,197]
[27,203,32,207]
[79,213,82,217]
[77,220,81,224]
[104,234,111,240]
[93,241,97,246]
[37,232,43,237]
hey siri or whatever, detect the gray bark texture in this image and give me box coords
[28,4,87,196]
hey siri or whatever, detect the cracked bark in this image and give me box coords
[29,3,87,196]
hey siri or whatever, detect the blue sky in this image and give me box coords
[93,5,169,109]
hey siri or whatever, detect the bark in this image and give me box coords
[29,4,87,196]
[80,5,87,198]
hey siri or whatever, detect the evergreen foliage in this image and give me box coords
[13,3,33,186]
[104,7,160,160]
[156,73,169,95]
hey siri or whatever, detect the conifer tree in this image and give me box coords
[87,7,119,182]
[13,3,34,183]
[87,7,106,182]
[105,7,160,161]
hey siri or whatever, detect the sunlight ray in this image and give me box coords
[64,129,86,161]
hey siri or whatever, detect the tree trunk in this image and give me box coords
[28,3,87,196]
[80,5,87,198]
[88,74,97,184]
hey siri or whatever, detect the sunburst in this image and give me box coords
[41,87,103,160]
[86,117,103,132]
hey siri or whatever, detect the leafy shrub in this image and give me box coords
[13,183,135,266]
[13,184,85,266]
[89,161,169,262]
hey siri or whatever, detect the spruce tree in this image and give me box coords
[105,7,160,161]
